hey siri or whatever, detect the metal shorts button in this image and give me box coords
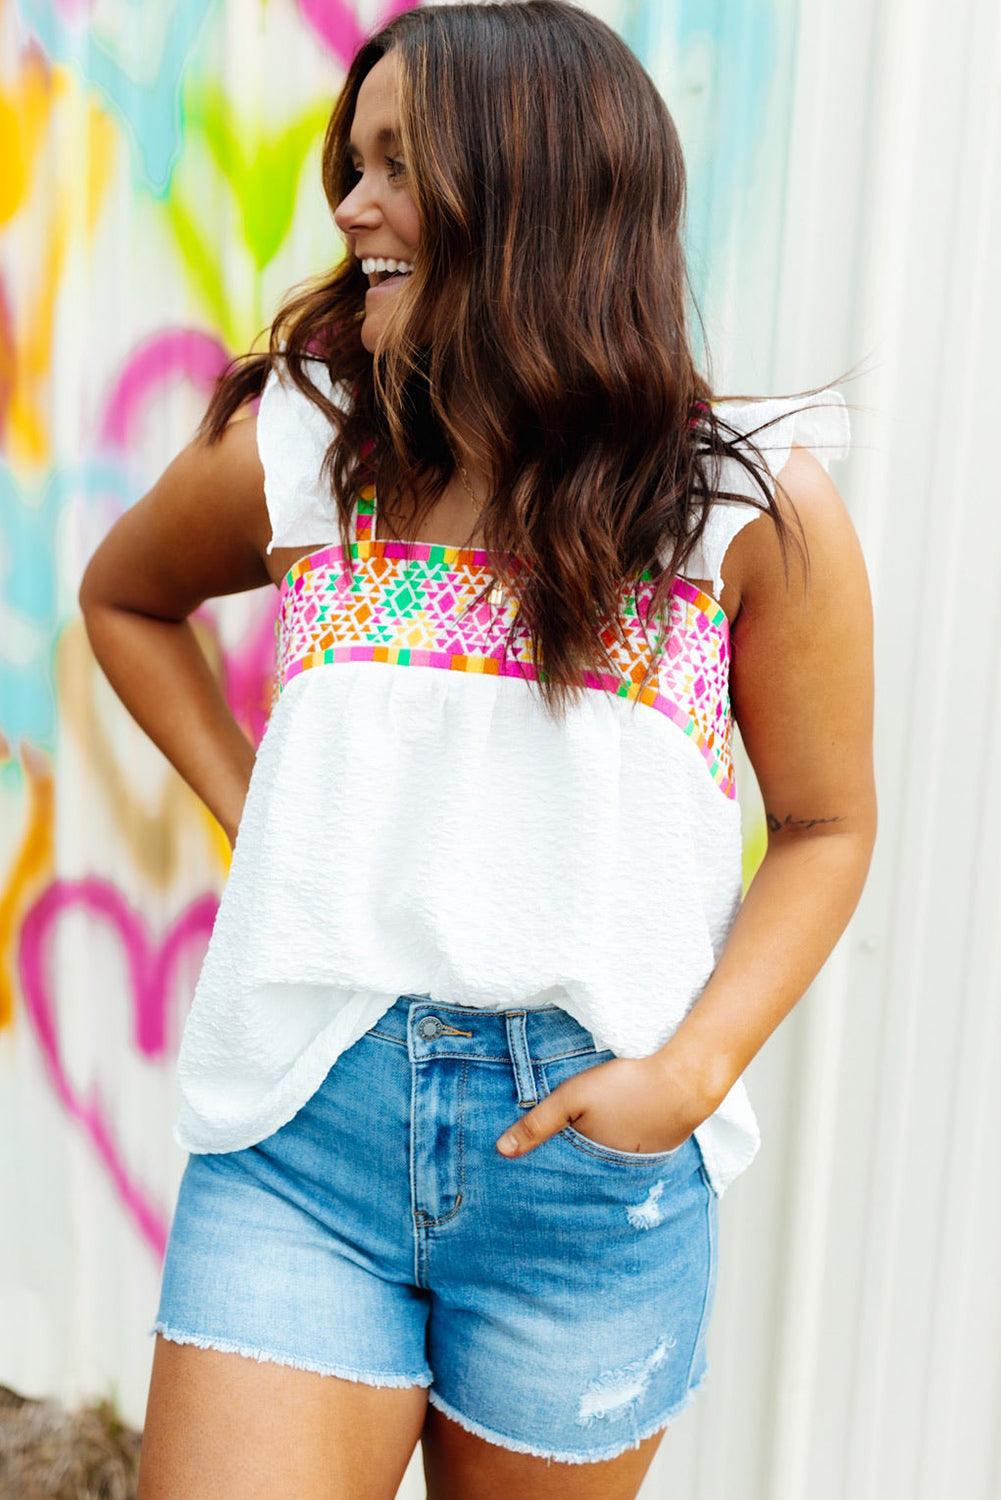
[417,1016,444,1039]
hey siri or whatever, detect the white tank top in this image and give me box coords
[172,358,850,1198]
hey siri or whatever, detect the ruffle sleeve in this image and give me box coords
[677,387,851,600]
[257,355,350,554]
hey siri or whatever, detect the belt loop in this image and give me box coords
[505,1010,539,1107]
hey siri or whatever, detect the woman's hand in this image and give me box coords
[494,1051,724,1158]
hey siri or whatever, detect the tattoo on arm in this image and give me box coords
[766,811,845,833]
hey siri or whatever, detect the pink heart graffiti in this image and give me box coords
[19,876,218,1259]
[298,0,418,67]
[98,328,231,451]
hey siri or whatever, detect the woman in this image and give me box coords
[79,3,876,1496]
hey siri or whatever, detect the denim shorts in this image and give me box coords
[153,995,719,1466]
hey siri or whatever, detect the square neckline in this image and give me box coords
[362,484,504,557]
[278,485,514,593]
[278,485,729,633]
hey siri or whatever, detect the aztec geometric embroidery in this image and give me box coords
[273,488,736,797]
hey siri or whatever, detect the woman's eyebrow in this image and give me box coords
[348,126,400,154]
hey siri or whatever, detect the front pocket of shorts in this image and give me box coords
[537,1050,692,1168]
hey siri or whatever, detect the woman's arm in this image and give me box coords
[653,440,877,1099]
[495,442,877,1157]
[78,413,274,849]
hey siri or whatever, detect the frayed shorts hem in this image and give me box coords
[425,1365,710,1467]
[149,1322,433,1390]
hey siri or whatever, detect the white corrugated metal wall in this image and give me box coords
[0,1,997,1495]
[637,0,1001,1497]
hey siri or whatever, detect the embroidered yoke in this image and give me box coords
[172,358,851,1199]
[275,493,736,797]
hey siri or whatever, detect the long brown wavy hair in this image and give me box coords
[198,0,861,719]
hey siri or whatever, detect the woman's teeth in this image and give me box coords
[362,256,415,281]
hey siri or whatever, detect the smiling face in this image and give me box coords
[333,51,421,356]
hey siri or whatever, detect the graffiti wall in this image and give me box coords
[0,0,791,1427]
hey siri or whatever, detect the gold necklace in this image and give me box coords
[457,462,483,512]
[455,460,504,603]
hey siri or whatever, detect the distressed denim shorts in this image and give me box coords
[153,995,719,1465]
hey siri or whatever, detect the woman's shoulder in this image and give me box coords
[722,434,858,618]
